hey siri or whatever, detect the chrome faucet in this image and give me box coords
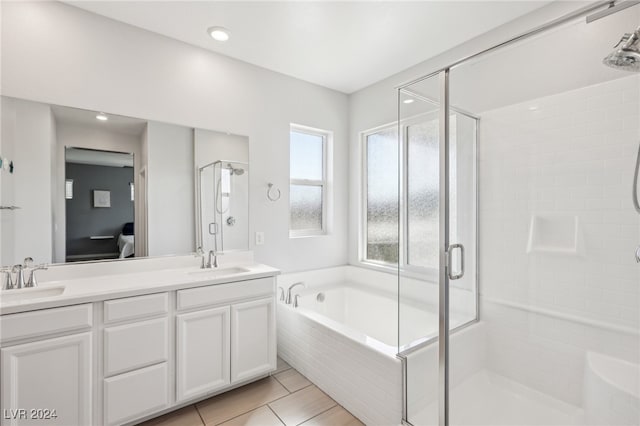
[12,265,25,289]
[293,294,301,308]
[207,250,218,269]
[26,264,48,288]
[286,282,305,304]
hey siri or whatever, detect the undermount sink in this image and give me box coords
[0,286,66,304]
[188,267,250,277]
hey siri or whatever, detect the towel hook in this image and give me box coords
[267,183,281,202]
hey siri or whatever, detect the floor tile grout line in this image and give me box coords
[271,373,292,393]
[267,404,287,426]
[194,403,207,426]
[294,401,338,426]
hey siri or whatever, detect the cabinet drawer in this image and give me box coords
[177,277,274,311]
[104,362,169,426]
[104,318,168,377]
[0,304,92,344]
[104,293,168,324]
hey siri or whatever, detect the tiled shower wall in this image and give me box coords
[479,74,640,405]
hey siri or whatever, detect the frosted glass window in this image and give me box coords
[290,185,323,231]
[366,128,398,264]
[289,125,330,236]
[290,131,323,180]
[407,121,439,268]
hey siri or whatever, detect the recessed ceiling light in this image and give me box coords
[208,26,230,42]
[403,99,415,104]
[96,113,108,121]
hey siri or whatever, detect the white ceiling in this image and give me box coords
[66,1,553,94]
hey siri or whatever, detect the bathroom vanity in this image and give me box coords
[0,257,279,426]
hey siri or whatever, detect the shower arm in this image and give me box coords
[633,141,640,214]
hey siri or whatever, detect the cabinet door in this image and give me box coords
[176,306,230,402]
[231,297,276,383]
[1,333,92,426]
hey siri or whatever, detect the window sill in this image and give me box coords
[289,231,328,239]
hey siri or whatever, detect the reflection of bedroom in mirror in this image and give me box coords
[65,147,136,262]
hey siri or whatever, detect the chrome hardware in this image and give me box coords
[286,282,305,305]
[278,286,285,301]
[635,245,640,263]
[207,250,218,269]
[12,265,25,289]
[293,294,301,308]
[226,216,236,226]
[1,267,13,290]
[196,247,206,269]
[447,243,465,280]
[26,264,48,288]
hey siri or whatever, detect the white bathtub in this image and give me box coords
[584,351,640,426]
[276,266,478,425]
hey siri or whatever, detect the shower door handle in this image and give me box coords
[447,243,465,280]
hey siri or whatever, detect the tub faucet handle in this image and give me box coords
[277,286,285,301]
[293,294,301,308]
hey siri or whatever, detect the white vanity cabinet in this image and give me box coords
[176,306,230,402]
[175,277,276,402]
[231,297,276,383]
[0,305,94,426]
[102,293,170,426]
[0,271,277,426]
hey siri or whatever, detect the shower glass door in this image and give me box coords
[398,70,478,425]
[445,3,639,426]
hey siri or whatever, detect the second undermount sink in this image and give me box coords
[0,286,66,304]
[187,267,250,277]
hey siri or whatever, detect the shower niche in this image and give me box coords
[195,129,250,253]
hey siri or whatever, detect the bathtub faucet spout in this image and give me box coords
[286,282,305,304]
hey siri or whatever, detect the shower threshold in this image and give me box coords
[411,370,583,426]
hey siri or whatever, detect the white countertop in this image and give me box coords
[0,262,280,315]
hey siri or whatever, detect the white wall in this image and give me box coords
[1,1,349,272]
[146,121,194,257]
[0,97,55,266]
[480,75,640,406]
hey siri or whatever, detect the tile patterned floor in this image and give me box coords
[138,358,364,426]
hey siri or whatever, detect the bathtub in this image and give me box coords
[276,266,478,425]
[584,351,640,426]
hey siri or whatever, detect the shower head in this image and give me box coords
[226,163,245,176]
[603,27,640,72]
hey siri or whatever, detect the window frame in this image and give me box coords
[289,124,331,238]
[359,113,445,282]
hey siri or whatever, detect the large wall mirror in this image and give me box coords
[0,96,249,266]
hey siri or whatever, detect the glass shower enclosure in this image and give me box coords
[397,2,640,425]
[198,160,249,253]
